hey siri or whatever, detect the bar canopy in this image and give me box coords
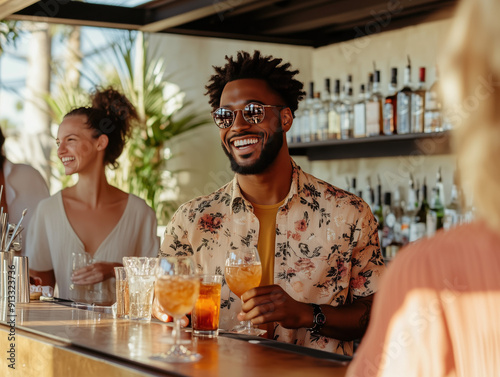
[1,0,457,47]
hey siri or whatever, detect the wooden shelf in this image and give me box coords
[288,132,451,160]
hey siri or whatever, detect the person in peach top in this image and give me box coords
[347,0,500,375]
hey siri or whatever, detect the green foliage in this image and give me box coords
[0,21,19,55]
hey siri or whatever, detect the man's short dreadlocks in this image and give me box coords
[205,50,305,117]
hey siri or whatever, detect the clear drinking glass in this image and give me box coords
[151,256,201,363]
[123,257,158,321]
[225,247,266,336]
[69,251,93,304]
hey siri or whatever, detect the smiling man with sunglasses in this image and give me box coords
[159,50,385,356]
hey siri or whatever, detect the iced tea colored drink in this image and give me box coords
[192,275,222,337]
[116,278,130,317]
[114,266,129,318]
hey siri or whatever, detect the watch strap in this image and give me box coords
[309,303,326,334]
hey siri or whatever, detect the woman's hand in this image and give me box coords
[71,262,120,285]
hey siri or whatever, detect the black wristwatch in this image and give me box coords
[309,304,326,334]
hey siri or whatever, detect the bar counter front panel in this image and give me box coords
[0,300,349,377]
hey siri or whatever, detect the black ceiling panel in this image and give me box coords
[5,0,458,47]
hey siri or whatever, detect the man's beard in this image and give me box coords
[222,124,284,175]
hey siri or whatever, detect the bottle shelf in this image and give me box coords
[288,131,451,160]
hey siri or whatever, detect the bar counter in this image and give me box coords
[0,300,349,376]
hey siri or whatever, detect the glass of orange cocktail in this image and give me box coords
[225,247,266,336]
[151,257,201,363]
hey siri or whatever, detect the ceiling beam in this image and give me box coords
[140,0,258,33]
[323,0,456,35]
[260,0,448,34]
[0,0,38,19]
[9,1,146,30]
[320,2,457,46]
[163,26,316,47]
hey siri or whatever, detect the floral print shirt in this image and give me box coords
[160,159,385,355]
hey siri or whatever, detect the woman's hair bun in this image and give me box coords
[91,87,138,131]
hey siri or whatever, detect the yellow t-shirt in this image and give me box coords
[251,199,285,339]
[251,199,286,287]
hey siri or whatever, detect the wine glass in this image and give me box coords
[150,256,201,363]
[225,247,267,336]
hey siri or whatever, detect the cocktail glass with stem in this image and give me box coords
[150,256,201,363]
[225,247,267,336]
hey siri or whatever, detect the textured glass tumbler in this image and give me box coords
[123,257,158,321]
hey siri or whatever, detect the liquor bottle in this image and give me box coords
[427,186,444,237]
[436,167,446,206]
[353,84,367,138]
[381,192,394,254]
[424,68,443,133]
[364,176,375,210]
[328,79,342,140]
[366,70,383,137]
[402,174,418,244]
[374,178,384,242]
[411,67,426,133]
[340,75,354,139]
[352,177,362,198]
[309,86,321,142]
[345,176,351,193]
[367,72,374,97]
[392,188,404,243]
[412,177,429,242]
[315,79,331,141]
[302,82,314,143]
[443,173,462,230]
[415,177,429,224]
[373,190,385,251]
[387,189,404,259]
[315,89,329,141]
[397,56,413,134]
[383,68,398,135]
[292,101,304,143]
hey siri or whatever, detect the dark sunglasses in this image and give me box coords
[212,103,286,129]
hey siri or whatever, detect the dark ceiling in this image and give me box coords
[3,0,457,47]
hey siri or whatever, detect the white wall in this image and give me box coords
[150,17,456,221]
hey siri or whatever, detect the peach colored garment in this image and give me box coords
[347,221,500,377]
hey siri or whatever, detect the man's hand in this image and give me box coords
[237,285,311,329]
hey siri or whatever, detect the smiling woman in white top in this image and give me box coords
[27,87,159,302]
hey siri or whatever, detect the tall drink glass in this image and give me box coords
[225,247,266,336]
[151,256,201,363]
[192,274,222,337]
[114,267,129,318]
[69,251,93,304]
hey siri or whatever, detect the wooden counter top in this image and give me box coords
[0,300,349,377]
